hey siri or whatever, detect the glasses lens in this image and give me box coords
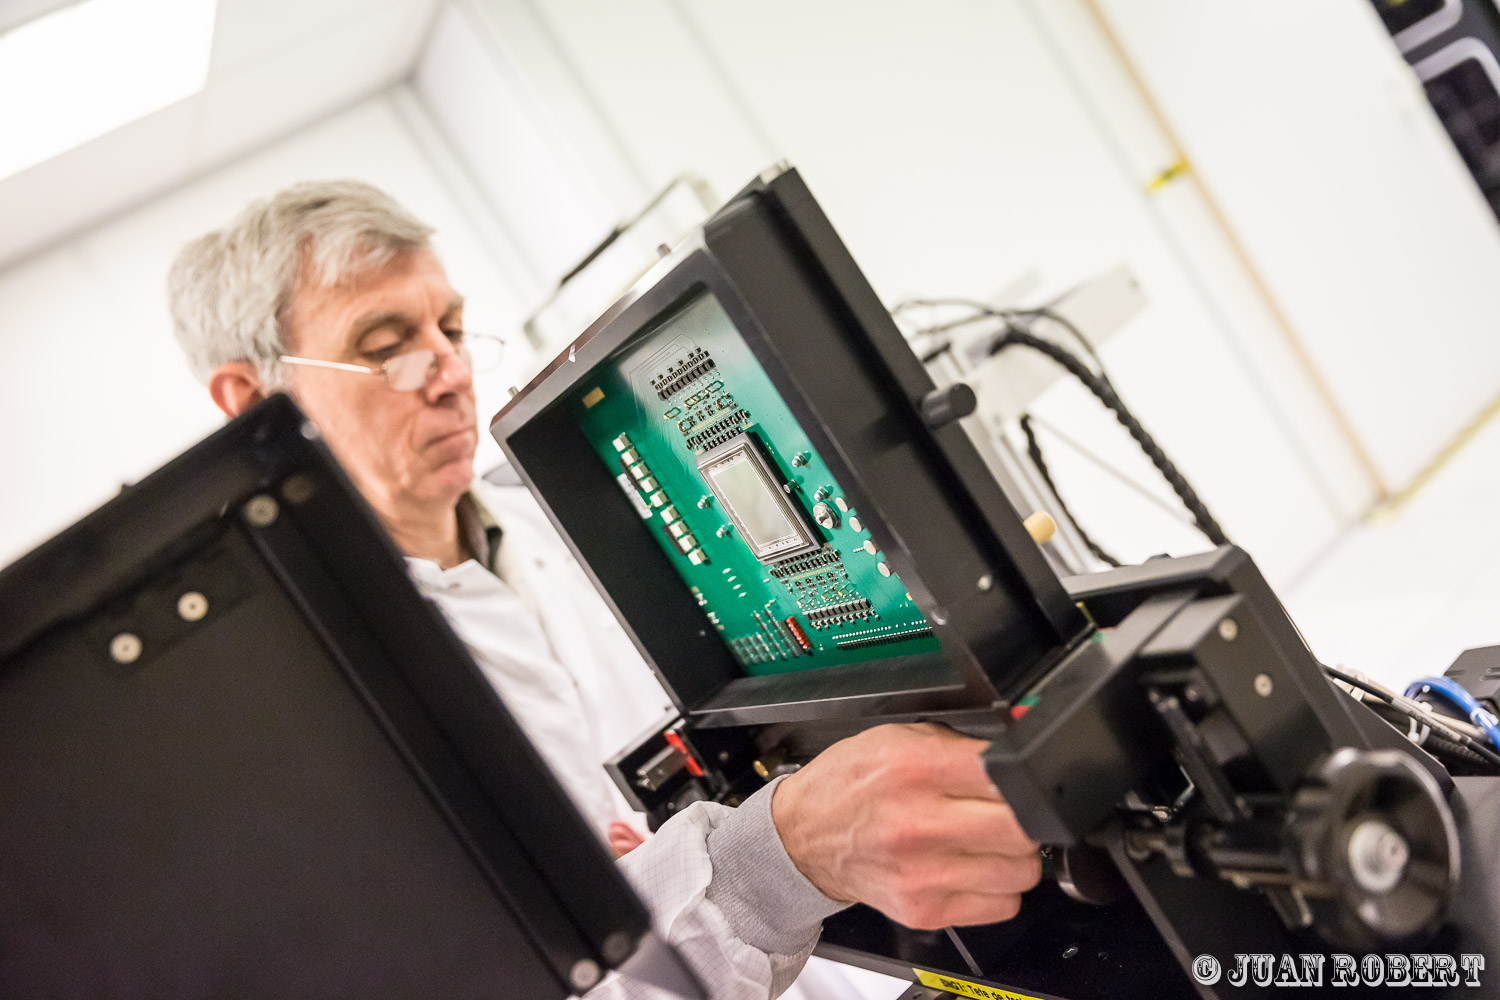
[465,335,504,374]
[384,350,436,391]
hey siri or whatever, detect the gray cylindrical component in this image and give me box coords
[919,382,977,429]
[1347,819,1410,895]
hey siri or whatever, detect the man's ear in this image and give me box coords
[208,361,268,418]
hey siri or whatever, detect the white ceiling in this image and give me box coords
[0,0,442,270]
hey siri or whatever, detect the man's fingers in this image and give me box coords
[903,846,1043,899]
[883,799,1039,860]
[936,799,1041,857]
[934,890,1026,929]
[895,723,1007,803]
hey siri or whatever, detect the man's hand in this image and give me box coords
[770,722,1040,930]
[608,819,646,858]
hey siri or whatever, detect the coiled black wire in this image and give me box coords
[988,326,1231,549]
[1018,414,1122,567]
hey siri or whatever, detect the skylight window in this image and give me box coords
[0,0,218,181]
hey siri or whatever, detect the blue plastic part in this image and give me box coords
[1405,675,1500,750]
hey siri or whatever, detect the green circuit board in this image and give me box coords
[571,291,937,676]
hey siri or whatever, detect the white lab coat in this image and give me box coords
[408,479,868,1000]
[406,479,672,835]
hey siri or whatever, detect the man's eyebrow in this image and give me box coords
[442,294,465,318]
[349,310,413,342]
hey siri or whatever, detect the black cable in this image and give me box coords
[1322,664,1500,771]
[1003,305,1113,387]
[896,298,1111,382]
[1364,700,1497,773]
[1018,414,1122,568]
[988,326,1231,548]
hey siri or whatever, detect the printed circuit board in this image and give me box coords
[571,292,937,676]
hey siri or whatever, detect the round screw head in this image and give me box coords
[569,958,601,991]
[177,592,208,622]
[977,574,993,591]
[601,931,634,965]
[281,472,316,505]
[110,632,142,664]
[812,502,839,530]
[1254,673,1273,697]
[1218,618,1239,642]
[243,494,279,527]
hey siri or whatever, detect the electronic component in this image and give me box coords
[651,346,716,400]
[784,616,812,652]
[695,436,820,564]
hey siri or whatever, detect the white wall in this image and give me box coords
[1094,0,1500,491]
[0,90,540,566]
[416,0,1449,587]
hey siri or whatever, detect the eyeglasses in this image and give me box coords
[279,334,504,391]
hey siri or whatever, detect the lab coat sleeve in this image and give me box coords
[587,776,849,1000]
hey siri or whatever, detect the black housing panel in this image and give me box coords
[0,395,650,999]
[491,167,1088,728]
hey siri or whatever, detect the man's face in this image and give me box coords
[280,248,477,516]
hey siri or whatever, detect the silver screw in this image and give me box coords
[569,958,602,991]
[177,592,208,622]
[977,574,993,591]
[110,632,142,664]
[1347,819,1410,894]
[601,931,634,965]
[244,494,279,527]
[1218,618,1239,642]
[507,386,520,398]
[1062,945,1079,959]
[1254,673,1274,697]
[281,472,316,505]
[299,421,320,440]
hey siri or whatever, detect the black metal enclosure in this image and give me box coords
[490,166,1088,731]
[492,166,1500,1000]
[0,395,665,1000]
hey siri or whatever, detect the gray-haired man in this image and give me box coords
[168,181,1041,998]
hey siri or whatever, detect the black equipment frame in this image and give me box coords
[492,167,1088,733]
[0,395,689,999]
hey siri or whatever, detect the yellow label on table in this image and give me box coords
[913,968,1048,1000]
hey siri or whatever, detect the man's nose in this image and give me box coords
[422,334,472,401]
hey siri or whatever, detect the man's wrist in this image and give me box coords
[704,774,848,956]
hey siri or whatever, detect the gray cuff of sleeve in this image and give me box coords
[703,774,850,956]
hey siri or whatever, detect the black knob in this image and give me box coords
[920,382,977,429]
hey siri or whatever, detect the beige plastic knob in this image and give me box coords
[1024,511,1056,545]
